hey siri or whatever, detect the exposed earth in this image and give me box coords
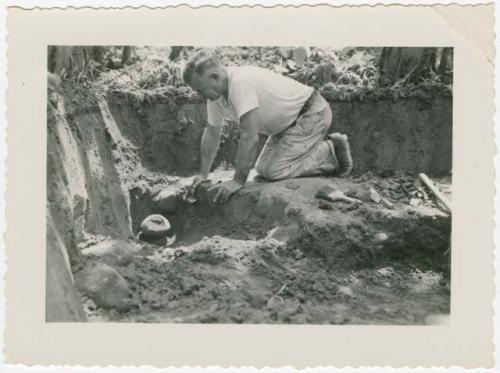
[46,47,452,324]
[76,170,451,324]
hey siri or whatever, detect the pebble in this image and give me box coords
[409,198,421,206]
[338,286,353,297]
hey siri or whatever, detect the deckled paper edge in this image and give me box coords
[0,2,500,368]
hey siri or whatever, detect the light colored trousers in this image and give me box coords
[255,93,335,181]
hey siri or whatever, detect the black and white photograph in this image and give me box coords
[46,45,453,324]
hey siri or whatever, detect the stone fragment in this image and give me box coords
[75,262,134,311]
[338,286,353,297]
[369,187,382,203]
[380,197,394,209]
[409,198,421,206]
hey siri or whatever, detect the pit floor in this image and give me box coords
[79,170,451,324]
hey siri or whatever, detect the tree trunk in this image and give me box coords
[121,46,133,66]
[377,47,438,86]
[47,46,105,78]
[169,46,184,61]
[437,47,453,84]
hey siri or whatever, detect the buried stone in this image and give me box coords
[74,262,136,312]
[139,214,177,246]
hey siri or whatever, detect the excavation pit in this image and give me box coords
[46,79,452,324]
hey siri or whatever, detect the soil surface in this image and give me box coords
[79,171,451,324]
[46,49,452,323]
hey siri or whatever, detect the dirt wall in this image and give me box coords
[106,90,452,177]
[330,97,452,175]
[46,83,452,259]
[107,90,243,175]
[47,80,136,259]
[46,212,86,321]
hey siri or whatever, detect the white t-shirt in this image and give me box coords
[207,66,314,136]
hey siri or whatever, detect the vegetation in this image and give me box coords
[48,46,453,101]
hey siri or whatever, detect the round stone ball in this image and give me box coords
[140,214,171,240]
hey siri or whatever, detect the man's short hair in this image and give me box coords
[183,50,221,85]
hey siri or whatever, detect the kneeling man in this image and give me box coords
[183,50,353,203]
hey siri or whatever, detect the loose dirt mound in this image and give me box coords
[87,236,449,324]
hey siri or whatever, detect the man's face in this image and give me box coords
[189,69,223,101]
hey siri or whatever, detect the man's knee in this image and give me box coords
[256,162,288,181]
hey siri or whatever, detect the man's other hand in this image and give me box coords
[207,180,243,204]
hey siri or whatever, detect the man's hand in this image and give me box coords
[191,174,208,192]
[207,180,243,204]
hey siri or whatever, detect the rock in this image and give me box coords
[266,295,284,309]
[293,249,305,260]
[369,187,382,203]
[74,263,134,311]
[174,249,185,258]
[373,232,389,243]
[153,187,178,214]
[338,285,353,297]
[409,198,421,206]
[380,197,394,209]
[46,213,87,321]
[265,224,299,243]
[284,181,300,190]
[140,214,172,240]
[81,239,136,266]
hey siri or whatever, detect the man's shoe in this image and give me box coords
[328,133,353,177]
[325,139,339,172]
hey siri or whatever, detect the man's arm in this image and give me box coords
[233,108,260,185]
[200,125,222,178]
[208,108,260,204]
[192,125,222,190]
